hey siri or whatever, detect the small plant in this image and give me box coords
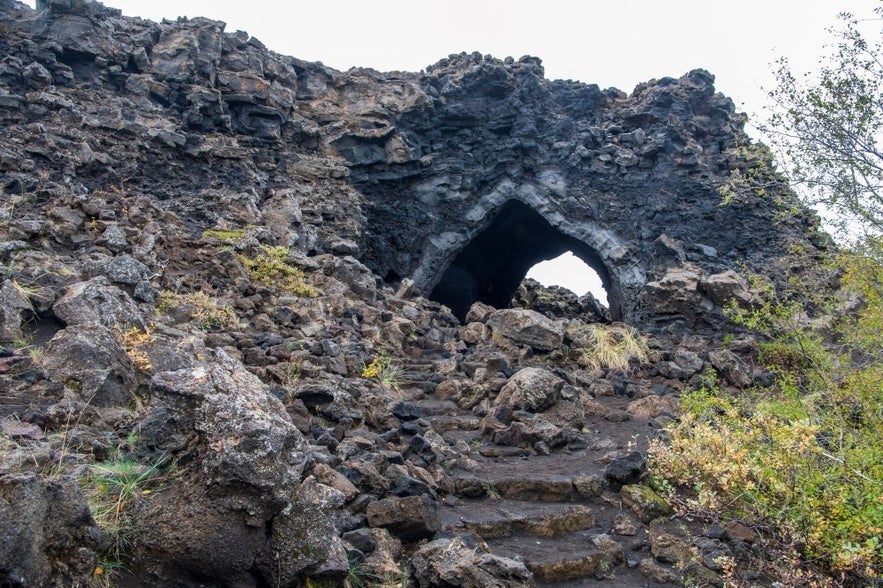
[239,246,319,297]
[361,354,401,391]
[344,556,379,588]
[117,326,153,372]
[201,227,247,243]
[157,290,238,331]
[485,483,501,500]
[571,323,649,371]
[83,448,169,564]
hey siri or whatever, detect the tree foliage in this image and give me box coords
[764,5,883,236]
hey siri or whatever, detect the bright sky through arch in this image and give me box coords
[526,252,608,305]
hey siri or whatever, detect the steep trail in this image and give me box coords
[391,333,680,586]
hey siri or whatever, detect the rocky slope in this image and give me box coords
[0,0,831,586]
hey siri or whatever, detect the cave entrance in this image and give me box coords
[428,200,620,321]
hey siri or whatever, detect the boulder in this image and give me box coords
[366,494,440,541]
[639,266,703,324]
[494,367,564,412]
[486,308,564,351]
[253,477,349,585]
[52,277,145,330]
[411,536,534,587]
[43,324,138,407]
[700,270,752,308]
[708,349,752,388]
[132,349,321,584]
[627,395,680,419]
[0,475,99,588]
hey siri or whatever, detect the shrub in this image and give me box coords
[651,241,883,583]
[361,354,401,391]
[239,245,319,297]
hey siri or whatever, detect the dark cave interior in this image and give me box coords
[429,200,619,321]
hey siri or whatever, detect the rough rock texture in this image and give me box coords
[1,0,825,335]
[411,536,535,588]
[0,475,99,587]
[494,366,565,412]
[0,1,832,586]
[131,349,321,585]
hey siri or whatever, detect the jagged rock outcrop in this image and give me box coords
[0,0,835,586]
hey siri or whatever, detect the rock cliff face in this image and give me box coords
[0,0,832,586]
[2,0,823,329]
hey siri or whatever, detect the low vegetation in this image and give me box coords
[569,323,649,371]
[361,353,402,391]
[238,245,319,297]
[82,434,170,581]
[117,326,153,372]
[651,243,883,584]
[200,227,247,243]
[156,290,238,331]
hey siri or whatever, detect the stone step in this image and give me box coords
[451,453,606,502]
[486,529,622,583]
[441,498,595,539]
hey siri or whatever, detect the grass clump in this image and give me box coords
[571,323,648,371]
[239,245,319,297]
[157,290,238,331]
[83,436,170,575]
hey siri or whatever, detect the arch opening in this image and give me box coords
[526,251,609,307]
[428,200,621,321]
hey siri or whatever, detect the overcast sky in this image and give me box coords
[21,0,880,298]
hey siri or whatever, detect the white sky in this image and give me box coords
[20,0,879,298]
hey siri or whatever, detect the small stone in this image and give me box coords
[723,521,756,543]
[604,408,631,422]
[342,528,376,555]
[613,513,641,536]
[574,474,603,498]
[639,558,679,584]
[604,451,646,486]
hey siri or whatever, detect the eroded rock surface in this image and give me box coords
[0,0,830,586]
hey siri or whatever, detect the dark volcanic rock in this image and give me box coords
[604,451,647,486]
[0,2,835,586]
[0,475,99,587]
[411,536,534,587]
[366,494,441,541]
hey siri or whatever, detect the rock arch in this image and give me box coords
[323,55,826,332]
[424,199,622,322]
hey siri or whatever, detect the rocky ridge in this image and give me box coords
[0,0,828,586]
